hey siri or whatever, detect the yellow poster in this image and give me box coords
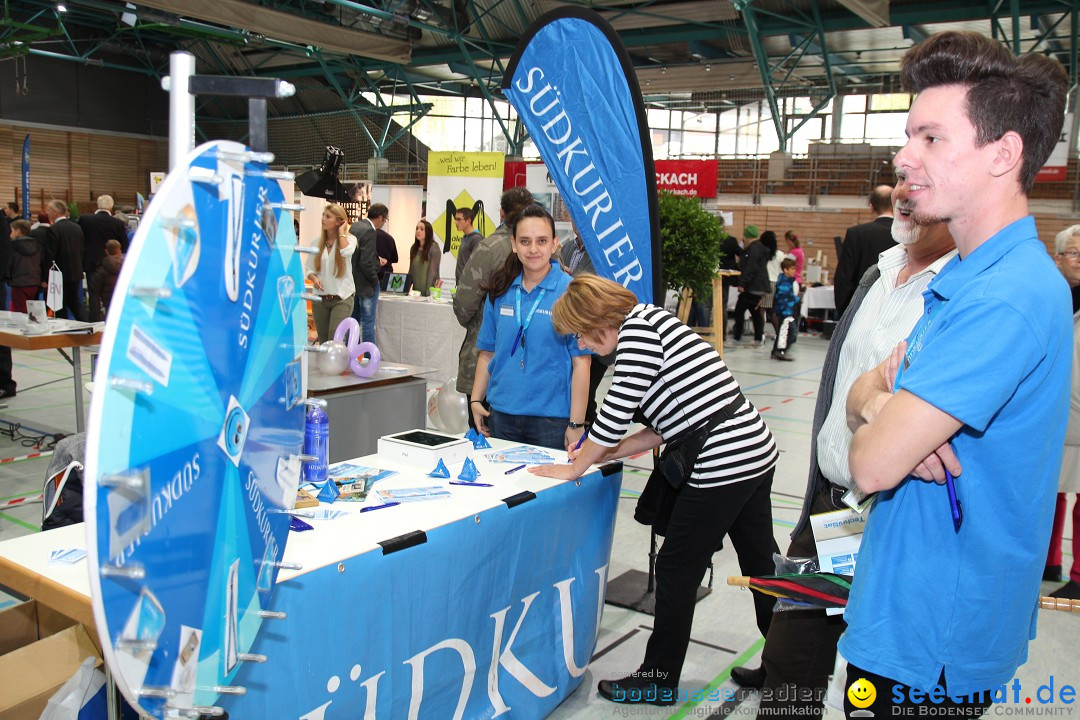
[427,152,504,285]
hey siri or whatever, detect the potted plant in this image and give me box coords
[657,190,726,319]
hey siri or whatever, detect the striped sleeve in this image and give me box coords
[590,314,663,447]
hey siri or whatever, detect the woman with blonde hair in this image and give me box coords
[533,273,778,705]
[305,203,357,343]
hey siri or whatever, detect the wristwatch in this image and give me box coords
[567,421,587,430]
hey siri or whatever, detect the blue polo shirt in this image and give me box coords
[840,216,1071,697]
[476,261,588,418]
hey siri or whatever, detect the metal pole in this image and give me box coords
[167,52,197,171]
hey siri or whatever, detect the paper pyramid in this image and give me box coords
[316,478,340,504]
[472,434,492,449]
[290,516,314,532]
[464,428,480,443]
[458,457,481,481]
[427,459,451,478]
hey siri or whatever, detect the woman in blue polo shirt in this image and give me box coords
[470,204,591,451]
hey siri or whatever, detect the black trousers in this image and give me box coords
[731,291,765,342]
[0,283,13,394]
[758,483,848,714]
[61,279,85,321]
[642,468,778,686]
[845,664,993,719]
[87,266,104,323]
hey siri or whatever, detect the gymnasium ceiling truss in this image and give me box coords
[0,0,1077,156]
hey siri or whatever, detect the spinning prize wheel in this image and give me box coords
[84,140,308,718]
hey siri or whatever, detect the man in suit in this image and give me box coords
[78,195,128,321]
[375,226,398,289]
[45,199,86,321]
[350,203,387,345]
[833,185,895,317]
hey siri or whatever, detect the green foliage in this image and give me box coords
[658,190,726,300]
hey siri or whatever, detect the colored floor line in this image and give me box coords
[0,455,52,470]
[664,637,766,719]
[0,490,46,502]
[0,512,40,532]
[740,366,822,392]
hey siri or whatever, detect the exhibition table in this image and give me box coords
[801,284,835,319]
[0,325,103,433]
[376,295,466,384]
[307,362,433,461]
[0,440,623,720]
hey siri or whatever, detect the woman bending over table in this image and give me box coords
[532,273,779,705]
[471,203,591,451]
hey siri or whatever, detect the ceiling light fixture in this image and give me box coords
[661,66,667,74]
[56,3,67,11]
[705,64,712,72]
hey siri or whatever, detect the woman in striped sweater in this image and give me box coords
[532,274,779,705]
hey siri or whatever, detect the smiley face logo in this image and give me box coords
[847,677,877,709]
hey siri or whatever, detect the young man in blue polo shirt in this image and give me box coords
[843,31,1070,717]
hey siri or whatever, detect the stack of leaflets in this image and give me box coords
[329,463,397,502]
[375,486,451,503]
[483,446,556,465]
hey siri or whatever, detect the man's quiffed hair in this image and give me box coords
[500,186,533,217]
[900,31,1068,193]
[456,207,475,222]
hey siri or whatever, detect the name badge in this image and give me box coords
[499,305,514,316]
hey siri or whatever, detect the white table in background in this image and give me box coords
[801,284,836,319]
[375,295,465,385]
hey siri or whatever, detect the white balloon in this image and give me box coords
[318,341,350,375]
[436,381,469,435]
[427,386,445,431]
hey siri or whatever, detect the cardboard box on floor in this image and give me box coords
[0,600,103,720]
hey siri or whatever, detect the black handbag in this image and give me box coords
[657,392,748,488]
[636,393,749,535]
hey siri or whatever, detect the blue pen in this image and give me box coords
[570,428,589,459]
[944,469,963,532]
[450,481,494,487]
[504,464,527,475]
[360,501,400,513]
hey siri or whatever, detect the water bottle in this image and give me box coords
[303,401,329,483]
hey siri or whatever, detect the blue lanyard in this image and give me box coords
[510,286,546,368]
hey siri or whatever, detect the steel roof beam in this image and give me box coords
[130,0,412,64]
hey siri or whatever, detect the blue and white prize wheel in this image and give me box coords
[84,140,308,719]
